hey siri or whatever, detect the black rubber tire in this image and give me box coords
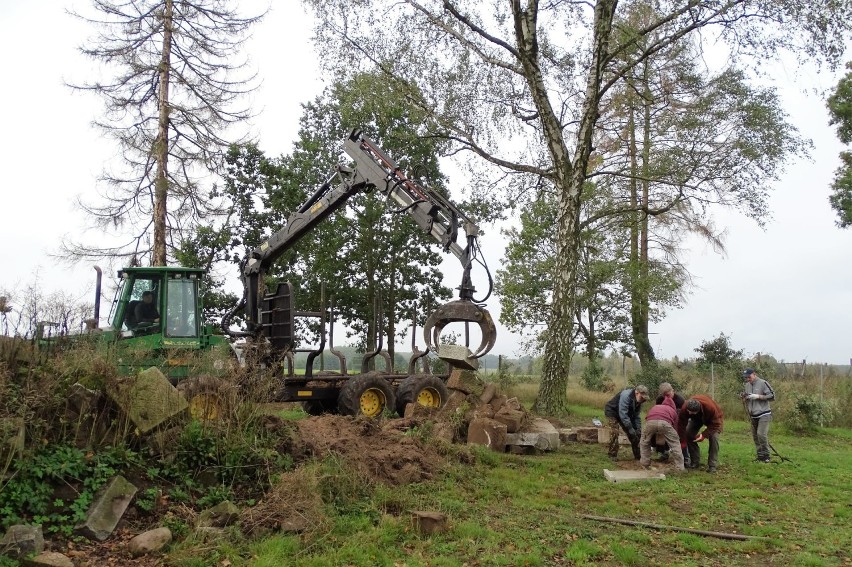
[395,374,449,416]
[301,398,339,416]
[176,375,235,421]
[337,373,396,417]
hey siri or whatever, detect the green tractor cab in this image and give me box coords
[103,266,229,379]
[35,265,234,420]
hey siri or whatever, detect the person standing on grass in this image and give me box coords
[604,385,649,462]
[678,395,724,473]
[639,389,685,471]
[742,368,776,463]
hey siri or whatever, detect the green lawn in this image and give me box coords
[167,411,851,567]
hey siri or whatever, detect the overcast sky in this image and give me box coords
[1,2,851,364]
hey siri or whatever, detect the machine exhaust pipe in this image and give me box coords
[93,265,102,324]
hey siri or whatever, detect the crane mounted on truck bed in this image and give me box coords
[221,129,498,416]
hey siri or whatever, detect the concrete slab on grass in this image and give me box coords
[603,469,666,483]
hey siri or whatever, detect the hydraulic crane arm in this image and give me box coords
[226,129,496,360]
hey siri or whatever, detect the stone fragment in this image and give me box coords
[437,344,478,370]
[493,407,525,433]
[1,524,44,558]
[489,394,508,413]
[479,383,497,404]
[559,428,578,443]
[411,511,448,535]
[75,475,138,541]
[504,418,560,451]
[197,500,240,528]
[467,417,507,452]
[23,551,75,567]
[127,527,172,557]
[446,368,484,396]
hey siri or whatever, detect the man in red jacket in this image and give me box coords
[639,391,685,471]
[678,395,724,473]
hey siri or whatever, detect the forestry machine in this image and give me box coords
[220,129,497,416]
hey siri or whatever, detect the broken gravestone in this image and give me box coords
[0,524,44,559]
[106,367,188,434]
[75,475,138,541]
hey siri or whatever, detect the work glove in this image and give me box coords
[746,393,760,400]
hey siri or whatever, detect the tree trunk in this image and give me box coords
[520,0,617,415]
[152,0,173,266]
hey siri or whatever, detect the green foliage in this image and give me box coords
[632,361,673,399]
[827,62,852,227]
[0,444,138,535]
[580,357,608,392]
[787,395,838,433]
[163,419,292,494]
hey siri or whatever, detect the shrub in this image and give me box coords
[786,394,838,433]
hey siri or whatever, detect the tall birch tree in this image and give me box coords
[303,0,852,414]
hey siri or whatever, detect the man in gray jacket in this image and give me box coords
[742,368,776,463]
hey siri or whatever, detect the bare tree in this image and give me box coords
[303,0,852,414]
[65,0,263,266]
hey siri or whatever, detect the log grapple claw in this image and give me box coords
[422,300,497,359]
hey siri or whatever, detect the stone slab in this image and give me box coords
[107,367,188,434]
[437,344,478,370]
[75,475,138,541]
[603,469,666,483]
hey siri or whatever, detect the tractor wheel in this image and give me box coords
[176,375,235,421]
[395,374,449,416]
[337,373,396,418]
[301,398,339,416]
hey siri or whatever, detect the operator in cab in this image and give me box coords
[135,290,160,325]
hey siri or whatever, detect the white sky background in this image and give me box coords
[1,2,851,364]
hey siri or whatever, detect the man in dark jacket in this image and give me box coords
[134,291,160,325]
[742,368,776,463]
[678,395,724,473]
[604,385,649,461]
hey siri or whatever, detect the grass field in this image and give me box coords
[168,393,852,567]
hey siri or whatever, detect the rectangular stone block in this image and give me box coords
[437,344,478,370]
[467,417,507,452]
[603,469,666,483]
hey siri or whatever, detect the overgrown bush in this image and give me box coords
[786,394,838,433]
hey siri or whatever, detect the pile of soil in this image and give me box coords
[293,414,444,486]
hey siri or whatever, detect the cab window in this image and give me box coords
[166,278,198,337]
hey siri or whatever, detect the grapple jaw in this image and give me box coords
[423,300,497,367]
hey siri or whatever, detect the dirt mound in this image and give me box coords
[240,468,327,536]
[294,414,442,486]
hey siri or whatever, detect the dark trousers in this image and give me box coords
[684,418,719,469]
